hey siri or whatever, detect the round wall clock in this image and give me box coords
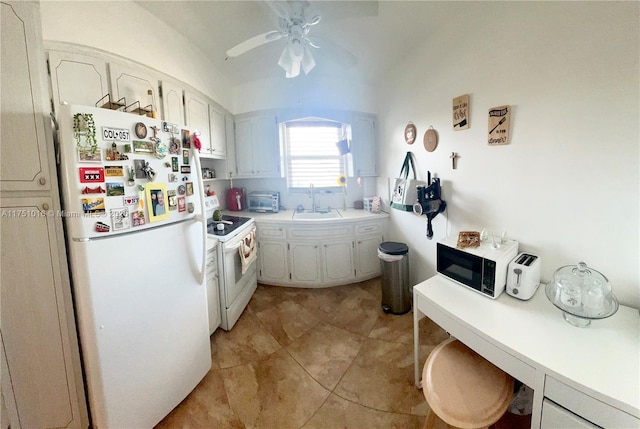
[404,122,417,145]
[424,127,438,152]
[135,122,147,139]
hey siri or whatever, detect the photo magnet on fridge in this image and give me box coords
[146,182,169,222]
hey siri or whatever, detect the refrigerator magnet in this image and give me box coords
[171,157,179,172]
[81,185,105,195]
[79,167,105,183]
[185,182,194,196]
[131,210,146,227]
[181,129,191,148]
[105,165,124,177]
[187,202,195,213]
[177,184,186,195]
[167,190,177,211]
[180,166,191,174]
[146,183,169,222]
[182,150,190,165]
[177,196,186,212]
[169,137,180,154]
[134,122,147,139]
[133,140,154,154]
[82,198,105,215]
[168,173,178,183]
[111,208,130,231]
[95,222,110,233]
[106,183,125,197]
[123,196,140,206]
[78,148,102,162]
[149,126,161,143]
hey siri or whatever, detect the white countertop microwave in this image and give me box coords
[436,235,518,299]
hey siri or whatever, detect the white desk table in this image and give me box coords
[413,275,639,428]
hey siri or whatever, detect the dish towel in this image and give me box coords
[239,227,257,274]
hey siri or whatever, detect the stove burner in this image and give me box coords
[207,215,252,237]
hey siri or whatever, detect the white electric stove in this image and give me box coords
[204,196,257,330]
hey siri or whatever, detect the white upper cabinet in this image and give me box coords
[184,90,211,154]
[1,1,52,192]
[234,113,280,178]
[48,51,109,108]
[208,102,226,158]
[350,113,378,177]
[160,80,185,126]
[108,62,159,117]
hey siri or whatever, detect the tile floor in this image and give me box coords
[156,278,450,428]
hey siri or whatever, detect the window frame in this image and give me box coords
[282,117,350,193]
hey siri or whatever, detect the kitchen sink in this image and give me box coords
[292,210,342,219]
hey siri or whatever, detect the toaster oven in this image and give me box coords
[248,191,279,213]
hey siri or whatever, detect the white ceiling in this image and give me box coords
[135,1,473,86]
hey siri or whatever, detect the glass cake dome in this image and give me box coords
[545,262,619,327]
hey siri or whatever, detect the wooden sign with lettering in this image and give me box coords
[487,105,510,145]
[453,94,470,130]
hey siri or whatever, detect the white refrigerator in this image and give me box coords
[57,105,211,428]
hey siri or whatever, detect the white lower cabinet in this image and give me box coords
[258,241,289,283]
[257,218,387,287]
[206,244,221,335]
[356,235,383,278]
[290,242,322,284]
[322,240,355,283]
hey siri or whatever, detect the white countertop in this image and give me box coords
[225,209,390,223]
[414,275,640,422]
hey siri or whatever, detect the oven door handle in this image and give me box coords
[224,242,243,253]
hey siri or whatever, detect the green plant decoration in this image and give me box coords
[73,113,98,154]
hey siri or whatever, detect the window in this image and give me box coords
[283,118,350,190]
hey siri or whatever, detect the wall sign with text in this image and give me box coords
[487,105,511,145]
[453,94,470,130]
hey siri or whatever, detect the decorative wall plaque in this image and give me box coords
[453,94,470,130]
[487,105,511,145]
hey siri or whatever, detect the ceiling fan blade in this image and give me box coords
[265,0,291,20]
[225,30,282,59]
[305,35,357,69]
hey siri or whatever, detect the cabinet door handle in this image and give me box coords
[39,177,46,185]
[42,203,50,211]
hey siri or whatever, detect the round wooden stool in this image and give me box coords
[421,338,514,429]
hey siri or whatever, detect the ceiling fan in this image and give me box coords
[225,0,326,78]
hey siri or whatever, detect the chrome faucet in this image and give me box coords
[309,183,316,212]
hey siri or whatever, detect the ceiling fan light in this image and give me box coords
[288,39,304,61]
[278,45,293,72]
[287,60,301,78]
[302,46,316,75]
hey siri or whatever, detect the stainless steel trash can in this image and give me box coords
[378,242,410,314]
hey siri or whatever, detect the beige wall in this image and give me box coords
[375,2,639,308]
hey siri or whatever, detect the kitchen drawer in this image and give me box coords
[289,224,353,239]
[541,399,600,428]
[257,224,286,239]
[356,222,383,236]
[544,376,639,428]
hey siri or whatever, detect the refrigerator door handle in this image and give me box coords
[193,148,207,286]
